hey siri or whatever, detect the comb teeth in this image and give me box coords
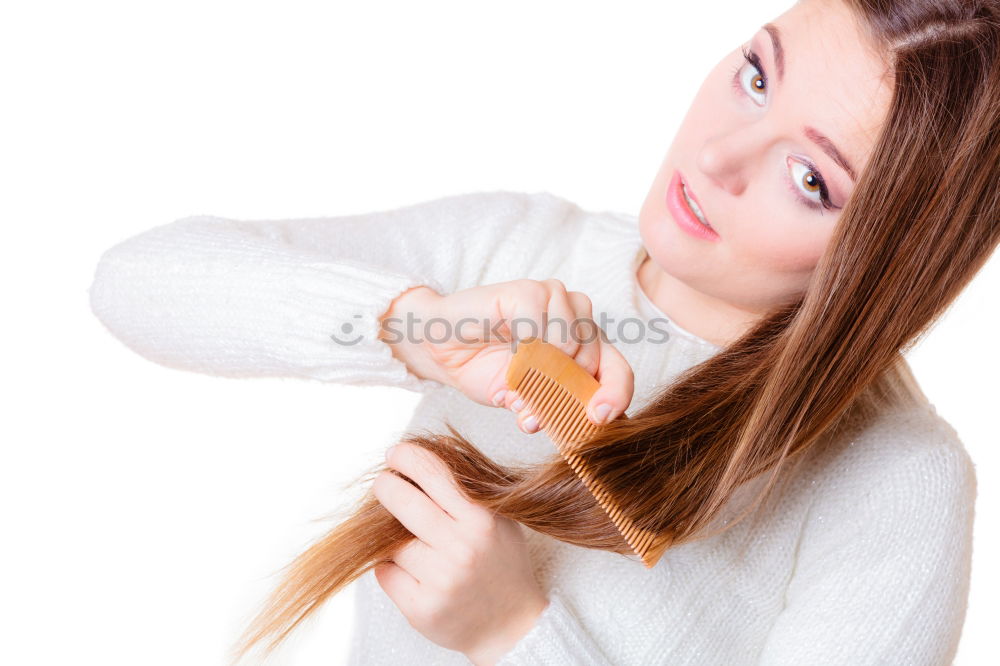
[506,338,671,568]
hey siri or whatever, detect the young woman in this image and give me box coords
[89,0,998,663]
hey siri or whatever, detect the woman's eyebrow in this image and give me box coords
[804,128,858,181]
[763,23,786,82]
[761,22,858,182]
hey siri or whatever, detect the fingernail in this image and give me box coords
[593,403,612,424]
[384,444,397,462]
[522,415,539,433]
[511,398,524,412]
[492,389,508,406]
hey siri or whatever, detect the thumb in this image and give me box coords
[586,340,634,425]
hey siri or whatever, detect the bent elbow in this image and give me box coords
[87,217,207,366]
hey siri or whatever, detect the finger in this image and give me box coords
[565,291,601,377]
[373,559,421,615]
[504,280,578,358]
[586,339,635,425]
[516,407,540,434]
[384,442,484,525]
[503,388,523,411]
[372,466,455,549]
[540,279,581,357]
[387,536,443,588]
[487,350,514,406]
[500,390,539,434]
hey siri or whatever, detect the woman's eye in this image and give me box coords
[740,66,767,104]
[788,159,831,210]
[732,47,767,105]
[732,45,837,214]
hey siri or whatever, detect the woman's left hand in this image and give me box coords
[373,441,549,666]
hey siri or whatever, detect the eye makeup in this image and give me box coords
[729,41,842,214]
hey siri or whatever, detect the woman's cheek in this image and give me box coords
[738,216,831,280]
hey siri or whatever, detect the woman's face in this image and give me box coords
[639,0,893,315]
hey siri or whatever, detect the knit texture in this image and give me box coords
[88,190,976,665]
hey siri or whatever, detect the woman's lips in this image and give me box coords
[666,170,721,241]
[681,174,714,229]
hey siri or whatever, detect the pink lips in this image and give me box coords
[666,170,720,241]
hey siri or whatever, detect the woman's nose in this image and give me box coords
[696,123,770,197]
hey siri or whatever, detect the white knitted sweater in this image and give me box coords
[88,190,976,665]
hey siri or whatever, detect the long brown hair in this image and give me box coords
[231,0,1000,661]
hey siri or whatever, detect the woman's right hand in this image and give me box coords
[378,279,634,432]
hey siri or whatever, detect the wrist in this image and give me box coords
[464,596,549,666]
[379,286,450,385]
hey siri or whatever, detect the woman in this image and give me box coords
[88,0,997,663]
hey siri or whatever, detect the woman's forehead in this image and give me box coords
[762,0,894,175]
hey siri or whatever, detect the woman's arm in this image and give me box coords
[88,190,577,390]
[756,422,976,665]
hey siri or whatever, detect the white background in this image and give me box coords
[2,1,996,664]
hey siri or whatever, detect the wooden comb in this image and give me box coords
[505,336,670,568]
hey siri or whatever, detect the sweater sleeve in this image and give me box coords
[494,588,613,666]
[88,190,576,391]
[756,436,977,665]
